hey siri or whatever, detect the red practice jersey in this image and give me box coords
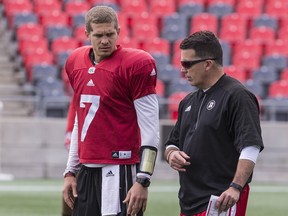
[65,45,157,165]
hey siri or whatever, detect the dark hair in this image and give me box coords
[85,6,119,33]
[180,31,223,66]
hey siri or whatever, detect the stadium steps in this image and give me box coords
[0,17,35,116]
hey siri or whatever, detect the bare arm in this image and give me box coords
[216,159,255,212]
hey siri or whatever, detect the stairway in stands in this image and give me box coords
[0,16,35,116]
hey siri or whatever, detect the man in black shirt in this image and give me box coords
[164,31,264,216]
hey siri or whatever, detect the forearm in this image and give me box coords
[232,159,255,187]
[134,94,159,178]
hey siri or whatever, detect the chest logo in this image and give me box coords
[207,100,216,110]
[88,67,95,74]
[185,105,191,112]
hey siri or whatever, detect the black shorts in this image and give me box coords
[72,165,143,216]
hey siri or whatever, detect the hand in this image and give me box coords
[168,150,191,172]
[62,176,77,210]
[123,182,148,215]
[215,187,240,212]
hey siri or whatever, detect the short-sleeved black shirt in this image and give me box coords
[165,74,264,215]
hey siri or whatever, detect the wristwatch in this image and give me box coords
[136,177,150,188]
[229,182,243,192]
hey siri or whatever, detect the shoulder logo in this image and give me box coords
[207,100,216,110]
[87,79,95,86]
[185,105,191,112]
[150,69,156,76]
[88,67,95,74]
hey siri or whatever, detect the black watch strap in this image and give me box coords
[229,182,243,192]
[136,177,150,188]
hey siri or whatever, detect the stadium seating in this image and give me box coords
[3,0,288,120]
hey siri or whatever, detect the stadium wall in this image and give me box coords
[0,117,287,183]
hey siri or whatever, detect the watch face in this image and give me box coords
[136,177,150,187]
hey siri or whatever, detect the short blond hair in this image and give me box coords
[85,6,119,33]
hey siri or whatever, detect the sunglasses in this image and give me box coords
[181,58,217,69]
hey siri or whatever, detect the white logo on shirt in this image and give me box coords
[207,100,216,110]
[88,67,95,74]
[150,69,156,76]
[185,105,191,112]
[87,79,95,86]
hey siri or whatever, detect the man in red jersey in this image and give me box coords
[62,6,159,216]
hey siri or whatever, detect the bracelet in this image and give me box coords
[166,150,177,162]
[229,182,243,192]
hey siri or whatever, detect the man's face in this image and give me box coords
[86,22,119,62]
[180,49,209,88]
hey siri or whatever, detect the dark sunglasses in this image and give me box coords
[181,58,217,69]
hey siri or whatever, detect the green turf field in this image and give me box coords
[0,180,287,216]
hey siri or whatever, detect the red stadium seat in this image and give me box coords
[190,13,218,34]
[119,0,148,17]
[73,25,88,45]
[39,12,70,28]
[264,39,288,56]
[207,0,235,5]
[224,65,247,82]
[220,25,246,44]
[16,23,44,41]
[51,36,80,56]
[131,24,159,41]
[278,25,288,41]
[24,51,54,82]
[234,39,263,57]
[149,0,176,17]
[236,1,263,19]
[34,0,62,16]
[168,91,189,120]
[249,26,276,44]
[3,0,33,19]
[18,37,49,57]
[265,0,288,19]
[155,79,165,97]
[221,13,247,30]
[172,50,182,69]
[130,12,159,33]
[233,51,261,76]
[117,36,140,49]
[280,69,288,81]
[269,80,288,98]
[64,1,91,16]
[141,37,170,55]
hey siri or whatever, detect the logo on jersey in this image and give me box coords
[106,170,115,177]
[112,151,131,159]
[87,79,95,86]
[150,69,156,76]
[88,67,95,74]
[185,105,191,112]
[207,100,216,110]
